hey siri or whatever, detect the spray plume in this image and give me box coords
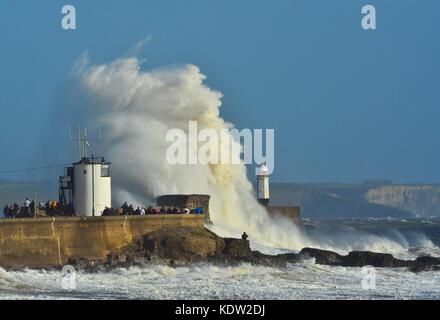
[52,54,303,249]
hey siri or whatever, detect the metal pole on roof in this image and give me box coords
[33,192,37,218]
[92,154,95,217]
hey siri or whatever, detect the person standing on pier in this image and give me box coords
[12,203,19,218]
[24,198,31,215]
[3,204,10,218]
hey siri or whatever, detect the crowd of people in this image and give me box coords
[2,199,204,218]
[2,198,74,218]
[101,202,204,216]
[2,203,20,218]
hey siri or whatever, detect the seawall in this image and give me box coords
[0,215,204,269]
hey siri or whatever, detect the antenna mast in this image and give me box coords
[68,125,102,160]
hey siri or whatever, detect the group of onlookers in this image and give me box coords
[101,202,204,216]
[3,199,31,218]
[2,198,73,218]
[2,203,20,218]
[3,199,204,218]
[2,198,38,218]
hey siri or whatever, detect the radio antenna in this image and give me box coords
[68,125,102,160]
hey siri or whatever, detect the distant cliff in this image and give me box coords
[268,183,413,218]
[268,182,440,218]
[365,185,440,217]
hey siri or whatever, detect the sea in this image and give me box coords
[1,217,440,300]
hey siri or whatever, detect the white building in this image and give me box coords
[60,157,111,216]
[256,162,270,205]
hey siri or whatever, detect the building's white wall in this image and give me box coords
[73,163,111,216]
[257,175,270,199]
[74,163,91,216]
[95,170,111,216]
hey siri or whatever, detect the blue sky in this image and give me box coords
[0,0,439,183]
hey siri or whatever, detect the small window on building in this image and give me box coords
[101,165,110,177]
[83,169,87,174]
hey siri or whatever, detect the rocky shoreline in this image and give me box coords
[66,227,440,273]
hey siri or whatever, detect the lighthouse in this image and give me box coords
[256,162,270,205]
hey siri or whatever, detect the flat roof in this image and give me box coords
[73,157,111,165]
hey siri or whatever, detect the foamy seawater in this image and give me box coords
[1,217,440,300]
[1,261,440,299]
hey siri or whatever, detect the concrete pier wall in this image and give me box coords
[0,215,204,268]
[266,206,301,222]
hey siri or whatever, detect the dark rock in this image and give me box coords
[63,227,440,273]
[299,247,440,273]
[392,258,413,268]
[223,238,252,257]
[141,227,289,267]
[409,256,440,273]
[342,251,394,268]
[251,251,286,267]
[66,257,103,272]
[278,252,302,264]
[299,247,344,265]
[414,256,440,265]
[142,227,225,263]
[409,263,435,273]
